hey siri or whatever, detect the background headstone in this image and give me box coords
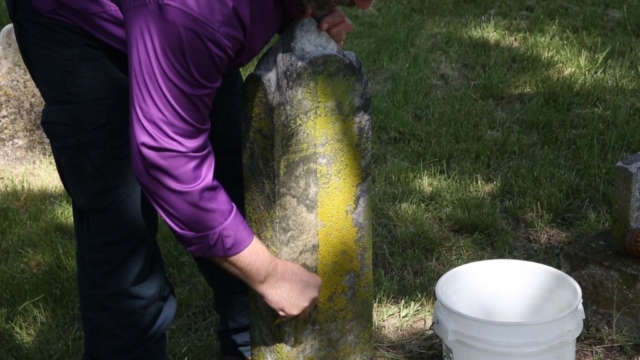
[0,24,49,167]
[612,153,640,255]
[242,17,372,359]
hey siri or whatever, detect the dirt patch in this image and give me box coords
[430,52,470,95]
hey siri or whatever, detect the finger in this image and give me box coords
[318,8,347,31]
[326,20,352,38]
[328,34,347,44]
[299,299,319,319]
[275,314,295,324]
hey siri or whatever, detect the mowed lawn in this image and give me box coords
[2,0,640,359]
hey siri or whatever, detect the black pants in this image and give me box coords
[6,0,250,358]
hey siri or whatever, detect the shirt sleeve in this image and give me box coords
[123,4,254,258]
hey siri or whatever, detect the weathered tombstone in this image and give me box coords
[242,17,372,359]
[0,24,49,167]
[612,153,640,256]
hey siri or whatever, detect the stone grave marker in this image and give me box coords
[242,17,373,359]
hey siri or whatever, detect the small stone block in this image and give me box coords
[612,153,640,252]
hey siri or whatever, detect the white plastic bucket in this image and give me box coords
[432,259,585,360]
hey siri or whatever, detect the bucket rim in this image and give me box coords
[435,259,583,325]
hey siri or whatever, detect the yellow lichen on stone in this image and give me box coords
[314,76,360,313]
[307,74,372,356]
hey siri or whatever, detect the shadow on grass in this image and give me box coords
[366,2,640,358]
[0,188,83,359]
[0,185,222,358]
[0,184,228,359]
[0,187,444,359]
[370,0,639,316]
[374,27,640,272]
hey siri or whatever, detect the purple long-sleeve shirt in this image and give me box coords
[32,0,302,258]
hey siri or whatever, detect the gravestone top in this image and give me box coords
[619,153,640,167]
[289,17,340,59]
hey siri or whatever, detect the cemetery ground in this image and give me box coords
[1,0,640,359]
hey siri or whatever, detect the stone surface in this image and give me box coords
[612,153,640,253]
[242,17,372,359]
[0,24,49,168]
[561,231,640,337]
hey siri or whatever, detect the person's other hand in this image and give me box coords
[302,0,373,47]
[258,258,322,322]
[317,8,352,47]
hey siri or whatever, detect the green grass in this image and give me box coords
[2,0,640,358]
[0,2,8,27]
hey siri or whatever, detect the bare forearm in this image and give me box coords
[211,236,277,293]
[211,236,322,320]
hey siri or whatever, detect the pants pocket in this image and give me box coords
[43,103,135,212]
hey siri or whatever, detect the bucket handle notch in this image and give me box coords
[431,316,457,342]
